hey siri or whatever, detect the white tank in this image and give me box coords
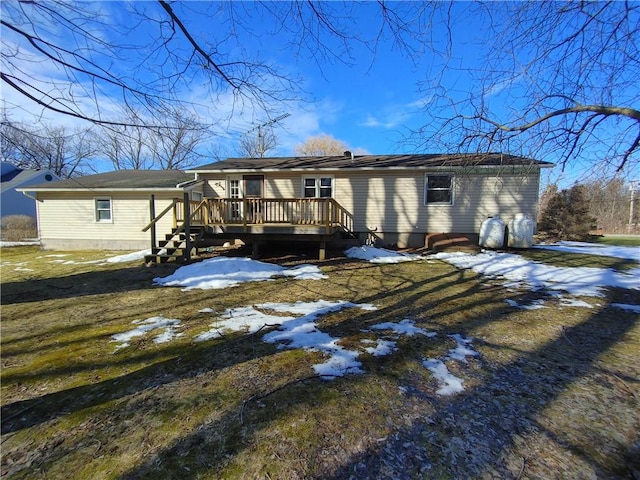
[479,215,506,249]
[507,214,534,248]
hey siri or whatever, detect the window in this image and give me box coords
[95,198,112,222]
[243,175,263,198]
[425,174,453,205]
[303,177,333,198]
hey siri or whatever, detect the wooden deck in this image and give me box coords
[178,197,354,233]
[143,196,355,263]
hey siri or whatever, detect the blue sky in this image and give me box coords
[2,1,638,187]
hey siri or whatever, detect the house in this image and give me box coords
[21,153,552,261]
[1,162,60,218]
[18,170,203,251]
[187,153,552,256]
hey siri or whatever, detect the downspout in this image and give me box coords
[21,190,39,202]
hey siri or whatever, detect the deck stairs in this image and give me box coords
[144,225,205,264]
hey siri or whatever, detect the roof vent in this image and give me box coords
[344,150,354,161]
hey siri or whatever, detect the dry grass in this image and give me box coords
[1,245,639,479]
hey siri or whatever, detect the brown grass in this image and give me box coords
[1,245,639,479]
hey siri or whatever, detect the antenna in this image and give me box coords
[246,113,291,157]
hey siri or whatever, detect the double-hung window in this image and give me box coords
[425,174,454,205]
[95,198,112,222]
[303,177,333,198]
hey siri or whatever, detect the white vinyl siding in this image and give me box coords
[36,192,179,250]
[333,171,539,233]
[196,169,541,235]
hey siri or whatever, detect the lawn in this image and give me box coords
[593,235,640,247]
[1,244,639,479]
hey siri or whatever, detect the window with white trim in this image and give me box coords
[424,174,454,205]
[95,198,112,222]
[303,177,333,198]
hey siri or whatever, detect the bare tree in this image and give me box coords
[294,134,350,156]
[150,110,208,169]
[1,119,94,177]
[584,178,635,233]
[96,115,152,171]
[237,130,278,158]
[416,2,640,180]
[94,108,207,170]
[1,1,432,130]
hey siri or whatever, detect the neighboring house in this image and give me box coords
[1,162,60,218]
[19,154,552,259]
[19,170,203,250]
[188,153,553,252]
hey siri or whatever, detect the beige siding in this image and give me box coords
[265,175,298,198]
[196,169,541,242]
[36,192,179,250]
[203,178,224,198]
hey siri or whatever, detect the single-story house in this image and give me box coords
[20,153,552,259]
[188,152,552,251]
[19,170,203,250]
[1,162,60,218]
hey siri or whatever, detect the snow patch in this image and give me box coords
[369,319,437,337]
[111,316,181,350]
[345,246,423,263]
[431,250,639,297]
[611,303,640,313]
[154,257,326,290]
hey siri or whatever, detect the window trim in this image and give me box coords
[302,175,334,198]
[424,174,454,206]
[95,197,113,223]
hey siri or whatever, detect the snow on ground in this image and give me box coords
[104,249,151,263]
[431,250,640,297]
[260,301,374,377]
[612,303,640,313]
[154,257,326,290]
[111,316,182,350]
[423,334,480,395]
[369,318,437,337]
[0,240,40,247]
[505,298,546,310]
[16,240,640,390]
[534,241,639,261]
[345,246,424,263]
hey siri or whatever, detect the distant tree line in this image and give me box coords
[538,180,639,239]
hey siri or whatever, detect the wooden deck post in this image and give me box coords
[183,192,191,261]
[319,239,326,261]
[149,195,156,252]
[324,199,330,234]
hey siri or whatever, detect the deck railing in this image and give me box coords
[175,197,353,233]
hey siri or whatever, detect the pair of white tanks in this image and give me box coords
[479,213,534,249]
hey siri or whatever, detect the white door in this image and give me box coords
[228,176,242,222]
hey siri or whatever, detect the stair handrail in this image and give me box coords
[142,198,179,232]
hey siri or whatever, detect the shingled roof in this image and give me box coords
[20,169,196,191]
[190,153,552,172]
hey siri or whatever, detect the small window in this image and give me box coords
[95,198,112,222]
[303,177,333,198]
[425,174,453,205]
